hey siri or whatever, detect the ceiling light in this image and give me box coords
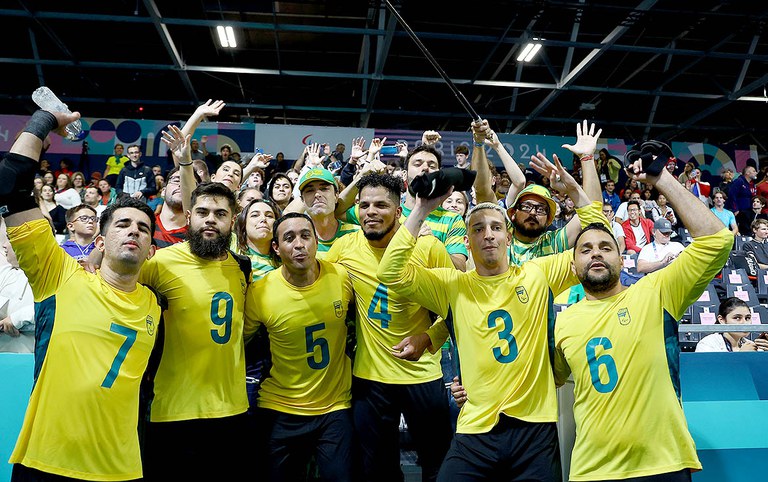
[517,38,543,63]
[216,25,237,48]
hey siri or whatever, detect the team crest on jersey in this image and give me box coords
[334,300,343,318]
[515,286,529,304]
[617,308,631,326]
[146,315,156,335]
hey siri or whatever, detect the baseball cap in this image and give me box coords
[510,184,557,226]
[654,218,673,233]
[90,171,102,181]
[298,167,338,191]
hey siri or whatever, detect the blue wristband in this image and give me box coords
[473,141,484,148]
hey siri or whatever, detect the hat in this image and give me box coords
[298,167,337,191]
[90,171,102,181]
[510,184,557,226]
[654,218,673,233]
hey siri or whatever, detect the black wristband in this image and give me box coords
[22,110,58,141]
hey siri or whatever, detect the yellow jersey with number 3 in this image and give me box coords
[377,226,578,433]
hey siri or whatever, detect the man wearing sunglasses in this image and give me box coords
[60,204,99,263]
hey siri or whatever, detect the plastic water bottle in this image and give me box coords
[31,86,83,141]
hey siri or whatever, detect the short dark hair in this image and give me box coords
[573,222,620,252]
[455,145,469,156]
[627,200,641,211]
[271,213,317,263]
[66,204,97,223]
[406,145,442,168]
[357,173,404,205]
[166,166,200,184]
[99,197,156,236]
[190,182,238,214]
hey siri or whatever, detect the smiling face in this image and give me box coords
[211,161,243,192]
[358,185,401,243]
[245,201,277,244]
[442,191,468,217]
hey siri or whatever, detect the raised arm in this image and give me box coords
[483,129,526,207]
[4,110,80,227]
[562,120,602,203]
[470,120,496,204]
[179,100,225,168]
[160,125,194,213]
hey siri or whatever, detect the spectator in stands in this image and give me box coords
[695,297,768,352]
[192,159,210,182]
[727,165,758,215]
[97,178,119,208]
[641,187,657,219]
[602,180,620,212]
[42,171,54,186]
[89,170,102,187]
[665,159,677,176]
[677,160,696,185]
[622,200,654,255]
[116,145,156,201]
[650,193,677,228]
[103,143,129,187]
[53,158,74,179]
[39,184,67,235]
[686,168,711,206]
[60,205,98,264]
[0,219,34,354]
[736,196,768,236]
[53,173,82,211]
[710,191,739,234]
[71,171,87,200]
[454,144,470,170]
[237,187,264,210]
[615,190,642,224]
[597,148,621,184]
[83,186,106,217]
[201,135,232,172]
[603,202,626,253]
[189,138,205,160]
[636,218,685,274]
[234,199,280,281]
[442,190,469,218]
[266,173,294,212]
[718,167,734,198]
[285,168,300,187]
[742,218,768,270]
[243,167,265,192]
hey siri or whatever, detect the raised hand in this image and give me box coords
[305,143,322,168]
[422,130,441,146]
[529,152,577,193]
[349,136,368,161]
[368,137,388,157]
[471,119,490,144]
[247,153,273,170]
[395,141,409,158]
[561,120,602,158]
[195,99,226,118]
[161,124,191,162]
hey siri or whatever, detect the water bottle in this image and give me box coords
[31,86,83,141]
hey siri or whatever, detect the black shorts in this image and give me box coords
[258,408,354,482]
[437,415,560,482]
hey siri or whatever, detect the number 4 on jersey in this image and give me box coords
[368,283,392,329]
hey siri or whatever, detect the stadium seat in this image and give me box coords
[756,268,768,304]
[750,304,768,324]
[677,228,692,246]
[726,283,760,308]
[734,235,752,251]
[722,267,752,288]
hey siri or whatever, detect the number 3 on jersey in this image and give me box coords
[368,283,392,329]
[487,309,518,363]
[586,337,619,393]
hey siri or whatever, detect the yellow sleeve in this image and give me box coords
[530,249,579,299]
[7,219,78,301]
[243,278,266,343]
[377,226,455,319]
[422,237,454,351]
[324,236,342,263]
[577,201,609,229]
[651,228,733,320]
[553,340,572,387]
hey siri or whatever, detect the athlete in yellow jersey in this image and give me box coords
[142,127,252,482]
[554,159,732,481]
[378,155,601,481]
[3,108,163,481]
[325,173,454,482]
[245,213,355,481]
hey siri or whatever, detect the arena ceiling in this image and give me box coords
[2,0,768,148]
